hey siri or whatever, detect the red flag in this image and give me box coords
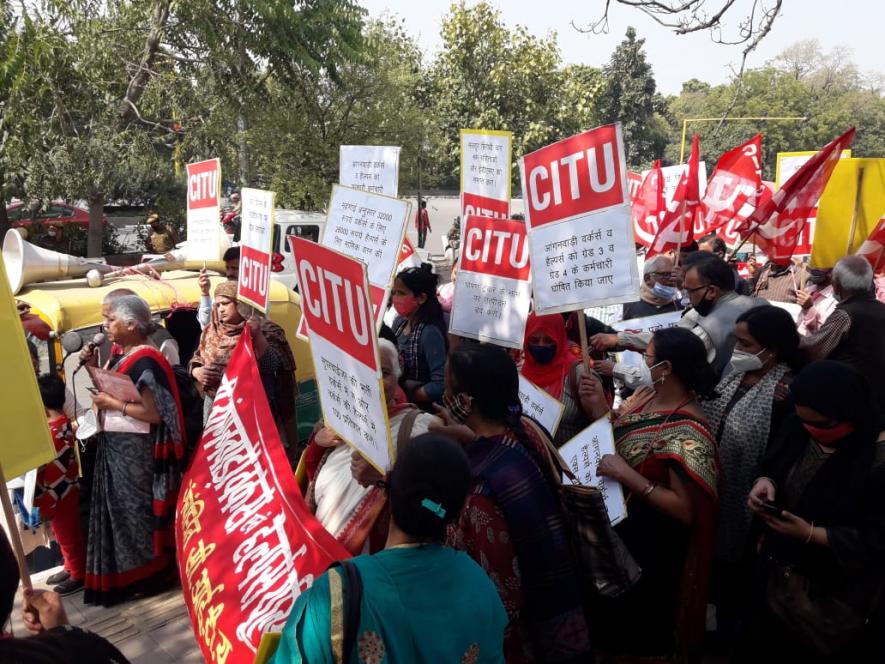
[176,326,349,664]
[856,214,885,274]
[697,134,763,242]
[648,134,701,257]
[631,160,666,247]
[734,128,856,265]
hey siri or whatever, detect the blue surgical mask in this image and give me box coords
[527,344,557,364]
[652,283,679,300]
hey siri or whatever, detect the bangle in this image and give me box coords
[641,482,658,499]
[122,402,129,417]
[805,521,815,544]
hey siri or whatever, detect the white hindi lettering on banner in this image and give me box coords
[518,374,565,437]
[339,145,401,197]
[559,416,627,525]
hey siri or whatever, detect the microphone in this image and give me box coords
[76,332,107,369]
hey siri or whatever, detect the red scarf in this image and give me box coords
[521,312,576,400]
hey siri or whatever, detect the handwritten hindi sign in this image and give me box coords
[460,129,513,220]
[518,374,565,437]
[237,187,275,312]
[449,216,532,348]
[520,123,640,314]
[339,145,401,197]
[291,237,394,472]
[559,416,627,525]
[175,327,349,664]
[612,310,683,368]
[186,158,224,261]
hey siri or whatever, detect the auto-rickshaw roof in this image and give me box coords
[16,270,299,333]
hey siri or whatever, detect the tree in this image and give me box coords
[2,0,366,256]
[423,2,603,190]
[597,27,669,169]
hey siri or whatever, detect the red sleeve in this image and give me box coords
[301,438,327,482]
[448,494,524,622]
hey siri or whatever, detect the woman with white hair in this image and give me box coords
[302,338,441,554]
[85,294,185,606]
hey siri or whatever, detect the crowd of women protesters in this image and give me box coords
[8,246,885,664]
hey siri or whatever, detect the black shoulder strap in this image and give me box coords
[339,560,363,662]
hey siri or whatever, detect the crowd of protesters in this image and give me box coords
[6,231,885,664]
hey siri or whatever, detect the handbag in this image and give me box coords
[766,563,871,657]
[523,417,641,598]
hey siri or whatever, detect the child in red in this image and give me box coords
[35,374,86,596]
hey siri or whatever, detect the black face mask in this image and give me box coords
[693,288,715,317]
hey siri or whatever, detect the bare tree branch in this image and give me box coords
[117,0,170,129]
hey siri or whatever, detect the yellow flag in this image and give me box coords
[811,159,885,268]
[0,253,55,478]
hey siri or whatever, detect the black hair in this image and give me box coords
[679,240,699,254]
[652,327,718,398]
[396,264,446,332]
[420,200,427,209]
[511,213,525,221]
[688,254,735,291]
[38,373,66,411]
[222,246,241,262]
[737,305,806,373]
[448,344,520,423]
[0,531,18,627]
[378,322,398,347]
[387,433,471,540]
[699,232,727,256]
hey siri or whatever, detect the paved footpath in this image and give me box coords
[11,566,203,663]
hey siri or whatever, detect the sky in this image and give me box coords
[358,0,884,94]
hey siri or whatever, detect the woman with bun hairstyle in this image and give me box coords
[437,344,593,663]
[391,264,448,408]
[582,326,720,663]
[271,434,507,663]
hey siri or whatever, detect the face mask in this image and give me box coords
[802,421,855,445]
[47,228,57,237]
[442,392,472,424]
[437,284,454,312]
[634,360,666,389]
[527,343,557,364]
[693,290,715,317]
[730,348,767,373]
[652,283,679,300]
[393,294,420,317]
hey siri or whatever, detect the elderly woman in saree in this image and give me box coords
[301,339,440,554]
[85,295,185,606]
[189,280,297,452]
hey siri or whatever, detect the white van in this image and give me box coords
[270,209,326,291]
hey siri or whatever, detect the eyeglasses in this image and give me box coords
[642,352,655,362]
[650,271,675,278]
[684,283,711,294]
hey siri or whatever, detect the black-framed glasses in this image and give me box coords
[684,283,711,294]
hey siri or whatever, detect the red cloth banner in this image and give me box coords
[856,214,885,274]
[631,160,665,247]
[697,134,763,242]
[175,327,349,664]
[734,128,855,265]
[648,134,701,257]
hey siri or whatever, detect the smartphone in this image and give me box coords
[761,500,783,517]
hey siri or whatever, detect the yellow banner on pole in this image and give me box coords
[0,253,55,479]
[811,158,885,268]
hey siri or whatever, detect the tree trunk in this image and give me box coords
[0,192,9,240]
[87,193,105,257]
[237,113,249,187]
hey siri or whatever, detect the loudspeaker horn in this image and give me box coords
[2,229,112,295]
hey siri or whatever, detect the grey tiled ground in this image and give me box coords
[11,566,203,663]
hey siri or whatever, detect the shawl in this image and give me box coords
[190,282,246,375]
[639,280,677,307]
[703,363,791,561]
[521,311,577,400]
[613,402,719,661]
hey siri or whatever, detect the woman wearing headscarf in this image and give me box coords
[521,312,600,446]
[271,434,508,663]
[702,305,805,646]
[85,295,185,606]
[438,344,593,663]
[189,281,297,448]
[583,327,720,663]
[746,361,885,662]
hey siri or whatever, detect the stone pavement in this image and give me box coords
[11,565,203,663]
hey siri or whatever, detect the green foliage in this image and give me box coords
[597,27,669,170]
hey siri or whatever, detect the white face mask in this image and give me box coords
[634,360,666,388]
[652,282,679,300]
[730,348,767,373]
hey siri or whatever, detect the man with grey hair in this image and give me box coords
[621,254,684,321]
[802,255,885,408]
